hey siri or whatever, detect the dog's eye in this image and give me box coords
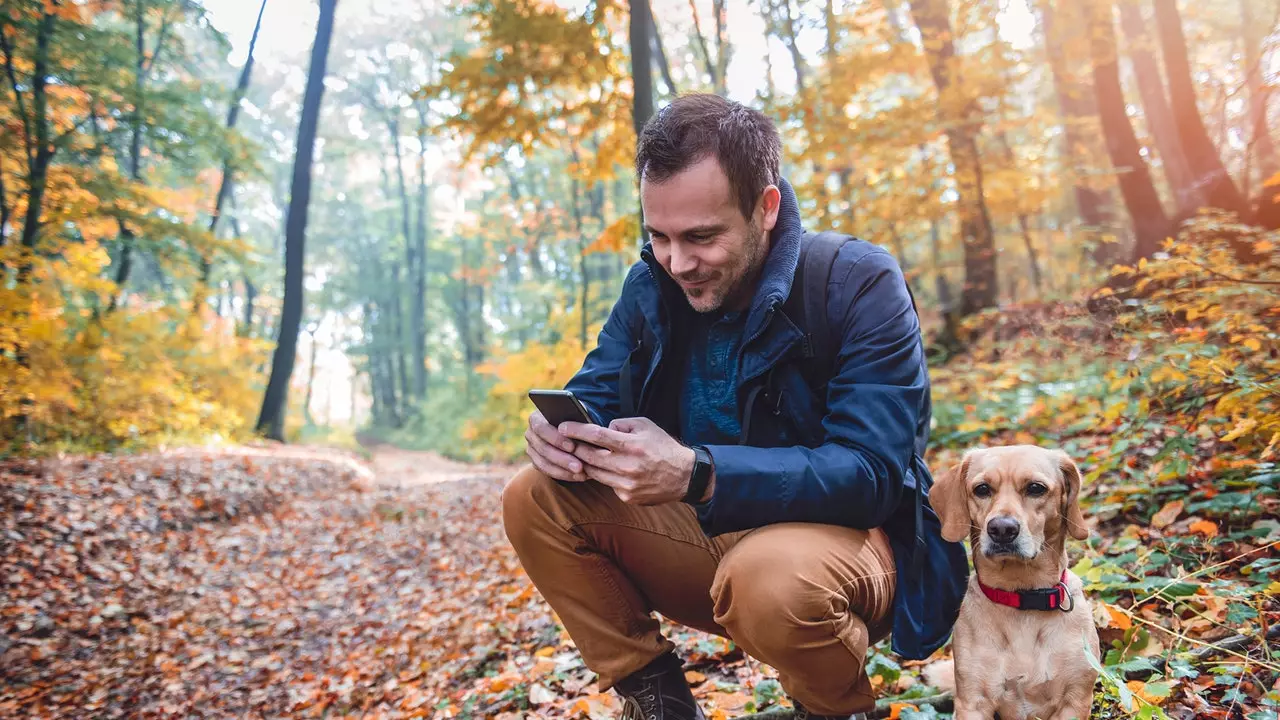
[1026,482,1048,497]
[973,483,992,498]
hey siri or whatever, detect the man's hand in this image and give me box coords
[525,410,588,482]
[560,417,701,505]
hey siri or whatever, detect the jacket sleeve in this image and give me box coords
[695,249,925,536]
[562,262,648,427]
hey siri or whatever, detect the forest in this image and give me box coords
[0,0,1277,717]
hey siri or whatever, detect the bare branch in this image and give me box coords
[687,0,718,86]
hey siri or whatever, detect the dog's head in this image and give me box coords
[931,445,1089,559]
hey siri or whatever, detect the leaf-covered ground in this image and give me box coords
[1,436,1276,719]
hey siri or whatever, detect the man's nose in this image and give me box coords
[668,243,696,276]
[986,516,1021,543]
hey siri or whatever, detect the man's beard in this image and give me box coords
[685,219,768,314]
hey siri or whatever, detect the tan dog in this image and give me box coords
[931,446,1101,720]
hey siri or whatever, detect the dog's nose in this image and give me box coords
[986,516,1021,544]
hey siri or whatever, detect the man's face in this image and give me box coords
[641,156,780,313]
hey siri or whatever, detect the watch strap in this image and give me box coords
[683,445,713,504]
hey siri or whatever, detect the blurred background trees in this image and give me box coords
[0,0,1276,461]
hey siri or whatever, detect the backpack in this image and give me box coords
[782,230,931,581]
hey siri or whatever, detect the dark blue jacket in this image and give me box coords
[564,178,968,660]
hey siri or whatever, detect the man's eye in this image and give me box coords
[973,483,992,498]
[1026,482,1048,497]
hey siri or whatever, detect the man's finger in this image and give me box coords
[531,412,576,453]
[572,442,626,472]
[581,463,633,491]
[559,421,632,451]
[527,430,584,475]
[527,448,576,482]
[608,416,654,434]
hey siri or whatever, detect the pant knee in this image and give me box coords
[711,538,874,660]
[713,547,820,643]
[501,464,557,549]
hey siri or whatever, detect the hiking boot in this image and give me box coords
[791,699,869,720]
[614,651,706,720]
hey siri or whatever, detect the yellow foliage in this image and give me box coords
[462,305,605,461]
[0,237,269,453]
[582,216,635,255]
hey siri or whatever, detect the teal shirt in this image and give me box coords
[679,310,748,445]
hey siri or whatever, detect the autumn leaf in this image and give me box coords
[888,703,918,719]
[1104,603,1132,630]
[1150,500,1183,529]
[1189,520,1219,538]
[684,670,708,685]
[582,216,636,255]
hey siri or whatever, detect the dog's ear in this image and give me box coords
[1055,450,1090,541]
[931,452,975,543]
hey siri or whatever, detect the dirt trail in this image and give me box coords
[0,444,546,718]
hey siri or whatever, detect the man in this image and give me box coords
[502,94,967,720]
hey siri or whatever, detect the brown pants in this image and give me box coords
[501,466,897,715]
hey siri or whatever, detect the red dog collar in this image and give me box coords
[978,571,1074,612]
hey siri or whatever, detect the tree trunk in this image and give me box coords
[1242,0,1278,190]
[712,0,729,96]
[256,0,338,441]
[780,0,807,91]
[1036,0,1118,261]
[388,263,408,424]
[16,11,57,272]
[412,117,429,402]
[908,0,999,316]
[630,0,655,138]
[1152,0,1248,217]
[110,0,150,309]
[1116,0,1200,212]
[304,326,318,426]
[200,0,267,292]
[650,4,677,96]
[1086,0,1170,262]
[687,0,720,89]
[1017,214,1043,292]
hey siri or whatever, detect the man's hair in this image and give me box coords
[635,94,782,220]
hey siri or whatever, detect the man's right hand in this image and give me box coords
[525,410,588,482]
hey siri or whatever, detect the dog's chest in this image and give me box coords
[956,603,1093,718]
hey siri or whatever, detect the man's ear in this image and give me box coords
[931,452,974,543]
[1055,450,1090,541]
[758,185,781,232]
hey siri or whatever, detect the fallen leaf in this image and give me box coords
[1151,500,1183,529]
[528,683,556,706]
[1189,520,1219,538]
[1105,603,1132,630]
[888,703,918,719]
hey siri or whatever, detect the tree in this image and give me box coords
[256,0,339,441]
[1086,0,1170,262]
[907,0,999,317]
[1115,0,1200,213]
[200,0,269,295]
[1241,0,1278,192]
[1151,0,1248,218]
[630,0,656,138]
[1035,0,1117,261]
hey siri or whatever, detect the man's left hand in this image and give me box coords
[559,417,698,505]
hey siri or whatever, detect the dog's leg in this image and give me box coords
[1047,698,1093,720]
[953,699,996,720]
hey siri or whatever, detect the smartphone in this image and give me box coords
[528,389,595,428]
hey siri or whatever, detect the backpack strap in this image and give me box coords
[785,230,929,578]
[782,231,850,381]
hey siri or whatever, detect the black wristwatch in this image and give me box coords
[683,445,714,504]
